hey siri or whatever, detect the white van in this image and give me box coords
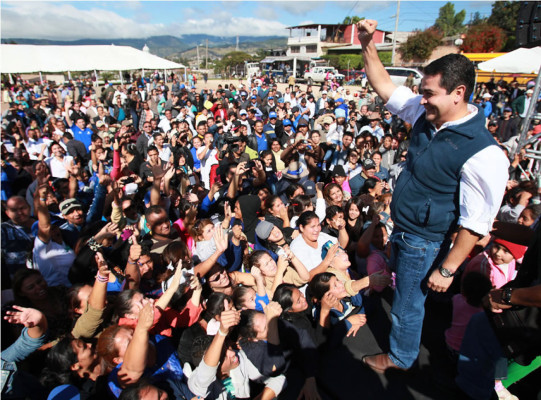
[385,67,423,87]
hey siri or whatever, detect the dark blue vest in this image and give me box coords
[390,108,497,241]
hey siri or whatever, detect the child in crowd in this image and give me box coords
[463,237,527,289]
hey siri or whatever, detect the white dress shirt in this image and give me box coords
[386,86,509,236]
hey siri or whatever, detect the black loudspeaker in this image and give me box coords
[530,22,541,42]
[516,1,541,47]
[518,2,536,23]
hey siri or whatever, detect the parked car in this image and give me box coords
[385,67,423,87]
[304,66,345,85]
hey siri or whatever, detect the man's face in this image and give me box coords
[197,124,206,136]
[148,149,159,164]
[76,119,86,129]
[6,197,30,225]
[65,207,84,226]
[360,105,368,115]
[383,136,392,149]
[488,124,498,134]
[254,122,263,135]
[147,210,170,237]
[420,73,462,128]
[364,167,376,178]
[165,110,172,120]
[143,123,152,134]
[342,135,352,148]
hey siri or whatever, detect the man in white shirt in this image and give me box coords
[358,19,509,374]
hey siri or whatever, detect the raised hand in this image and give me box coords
[137,302,155,331]
[4,305,45,328]
[321,292,339,311]
[357,19,378,42]
[219,308,241,334]
[262,301,283,320]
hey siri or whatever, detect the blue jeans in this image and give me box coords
[388,230,448,368]
[456,312,507,400]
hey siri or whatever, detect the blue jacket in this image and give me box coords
[390,109,496,241]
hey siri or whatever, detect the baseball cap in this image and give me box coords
[251,95,257,99]
[363,159,376,170]
[297,118,309,127]
[504,107,512,112]
[335,108,346,119]
[283,119,292,127]
[59,198,83,215]
[255,220,274,240]
[269,111,277,119]
[336,97,344,103]
[96,121,105,128]
[239,109,248,116]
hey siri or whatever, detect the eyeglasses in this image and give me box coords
[209,269,226,282]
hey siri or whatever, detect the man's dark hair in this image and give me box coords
[424,53,475,101]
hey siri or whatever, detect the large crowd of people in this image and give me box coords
[1,20,541,400]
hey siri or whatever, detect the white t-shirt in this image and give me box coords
[197,146,219,189]
[32,237,76,287]
[290,232,337,272]
[46,155,74,178]
[26,138,51,160]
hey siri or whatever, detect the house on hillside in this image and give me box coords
[286,23,412,58]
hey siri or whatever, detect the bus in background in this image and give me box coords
[463,53,537,85]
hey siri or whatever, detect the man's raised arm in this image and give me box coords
[357,19,397,103]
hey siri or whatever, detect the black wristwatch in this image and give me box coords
[438,266,456,278]
[502,287,514,305]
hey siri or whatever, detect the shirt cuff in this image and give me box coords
[457,217,492,237]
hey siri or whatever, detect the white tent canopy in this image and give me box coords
[477,46,541,74]
[1,44,186,77]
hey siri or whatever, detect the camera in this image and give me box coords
[246,160,256,169]
[124,177,135,184]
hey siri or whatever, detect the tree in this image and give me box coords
[214,51,253,77]
[487,1,520,51]
[470,11,487,26]
[461,23,506,53]
[434,2,466,36]
[399,28,443,62]
[342,16,364,25]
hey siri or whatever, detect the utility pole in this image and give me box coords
[391,0,401,66]
[206,39,209,70]
[196,45,200,69]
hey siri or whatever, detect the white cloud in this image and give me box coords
[271,1,325,16]
[1,2,288,39]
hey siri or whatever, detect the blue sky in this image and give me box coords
[1,1,496,40]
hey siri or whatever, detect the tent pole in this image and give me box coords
[94,70,98,87]
[163,69,167,83]
[9,73,13,84]
[39,72,43,85]
[68,71,72,81]
[184,67,187,83]
[120,71,123,85]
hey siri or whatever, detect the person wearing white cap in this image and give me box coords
[481,92,493,119]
